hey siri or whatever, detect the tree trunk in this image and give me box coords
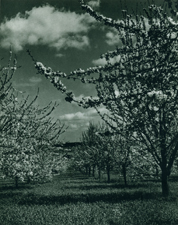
[107,166,110,183]
[161,166,169,197]
[92,165,95,177]
[27,176,31,184]
[85,166,88,175]
[155,166,159,180]
[161,146,169,197]
[15,176,18,188]
[89,166,91,176]
[98,167,101,181]
[122,165,127,186]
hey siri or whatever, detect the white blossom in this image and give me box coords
[147,90,167,101]
[153,106,159,111]
[168,17,178,26]
[36,62,44,67]
[147,91,154,97]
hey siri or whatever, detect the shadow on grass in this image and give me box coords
[0,185,34,204]
[0,191,26,206]
[59,181,155,191]
[0,184,33,191]
[18,190,162,206]
[169,175,178,182]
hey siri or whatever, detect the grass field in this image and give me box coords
[0,170,178,225]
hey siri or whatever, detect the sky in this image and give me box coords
[0,0,165,142]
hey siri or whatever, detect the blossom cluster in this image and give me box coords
[35,61,122,90]
[35,62,104,80]
[148,104,159,112]
[35,62,67,93]
[77,96,101,108]
[167,14,178,26]
[147,90,170,111]
[79,0,122,28]
[147,90,168,101]
[3,66,17,71]
[35,62,67,78]
[79,0,149,33]
[70,66,103,77]
[52,76,67,93]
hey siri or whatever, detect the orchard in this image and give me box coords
[29,0,178,197]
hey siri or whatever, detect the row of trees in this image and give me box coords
[31,0,178,197]
[0,52,67,187]
[71,122,160,185]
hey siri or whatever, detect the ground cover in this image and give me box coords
[0,170,178,225]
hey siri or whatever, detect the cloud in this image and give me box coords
[92,55,120,66]
[70,123,78,129]
[59,107,108,121]
[85,122,90,127]
[0,5,95,52]
[59,110,94,121]
[29,76,42,83]
[105,30,121,46]
[55,53,64,58]
[99,107,109,113]
[92,57,107,66]
[88,0,100,9]
[59,106,109,140]
[13,76,42,88]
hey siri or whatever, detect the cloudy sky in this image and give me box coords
[0,0,165,142]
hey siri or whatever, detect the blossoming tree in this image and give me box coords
[0,52,66,187]
[31,0,178,196]
[81,123,115,182]
[1,100,66,186]
[79,122,158,185]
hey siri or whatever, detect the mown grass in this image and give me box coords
[0,171,178,225]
